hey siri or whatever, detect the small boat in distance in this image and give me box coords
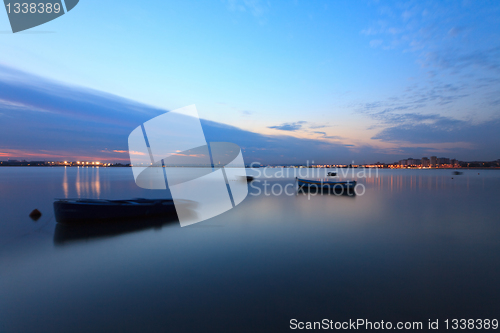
[296,178,356,191]
[452,171,463,175]
[54,198,177,225]
[327,172,337,177]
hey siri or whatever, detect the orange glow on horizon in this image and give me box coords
[0,148,131,162]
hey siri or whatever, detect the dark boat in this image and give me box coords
[327,172,337,176]
[452,171,463,175]
[54,198,177,225]
[296,178,357,195]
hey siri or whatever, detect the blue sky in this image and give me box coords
[1,0,499,163]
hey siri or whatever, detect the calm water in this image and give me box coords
[1,167,499,332]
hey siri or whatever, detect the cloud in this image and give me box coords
[357,79,474,123]
[370,112,500,160]
[423,47,500,74]
[0,65,360,164]
[226,0,269,19]
[361,1,500,81]
[308,124,329,129]
[127,151,147,156]
[387,27,402,35]
[0,65,164,126]
[355,73,500,159]
[356,7,500,161]
[360,27,378,35]
[3,63,496,164]
[370,39,383,48]
[361,103,482,144]
[447,27,462,37]
[372,115,500,144]
[313,131,342,140]
[268,121,307,131]
[401,10,412,21]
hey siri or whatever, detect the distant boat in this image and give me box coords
[327,172,337,176]
[296,178,356,190]
[54,198,177,225]
[452,171,463,175]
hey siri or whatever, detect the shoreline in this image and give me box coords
[0,165,499,170]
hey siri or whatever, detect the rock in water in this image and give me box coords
[29,209,42,221]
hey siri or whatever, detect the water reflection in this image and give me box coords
[359,170,486,193]
[296,185,356,196]
[53,215,179,246]
[63,166,68,198]
[68,166,104,198]
[1,168,500,333]
[52,197,201,245]
[94,167,100,198]
[76,167,81,197]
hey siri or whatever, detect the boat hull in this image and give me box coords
[297,178,357,195]
[54,199,177,225]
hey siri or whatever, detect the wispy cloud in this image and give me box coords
[309,124,329,129]
[226,0,270,22]
[447,27,463,37]
[422,46,500,74]
[0,65,165,127]
[268,121,307,131]
[372,116,500,154]
[361,102,500,158]
[313,131,342,140]
[361,1,500,79]
[355,71,500,159]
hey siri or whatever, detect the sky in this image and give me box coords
[1,0,499,163]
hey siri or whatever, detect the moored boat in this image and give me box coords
[54,198,177,225]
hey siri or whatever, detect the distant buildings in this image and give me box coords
[438,157,450,165]
[398,158,422,166]
[256,158,500,169]
[430,156,437,167]
[0,160,130,167]
[388,156,486,169]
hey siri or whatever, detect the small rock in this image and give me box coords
[29,209,42,221]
